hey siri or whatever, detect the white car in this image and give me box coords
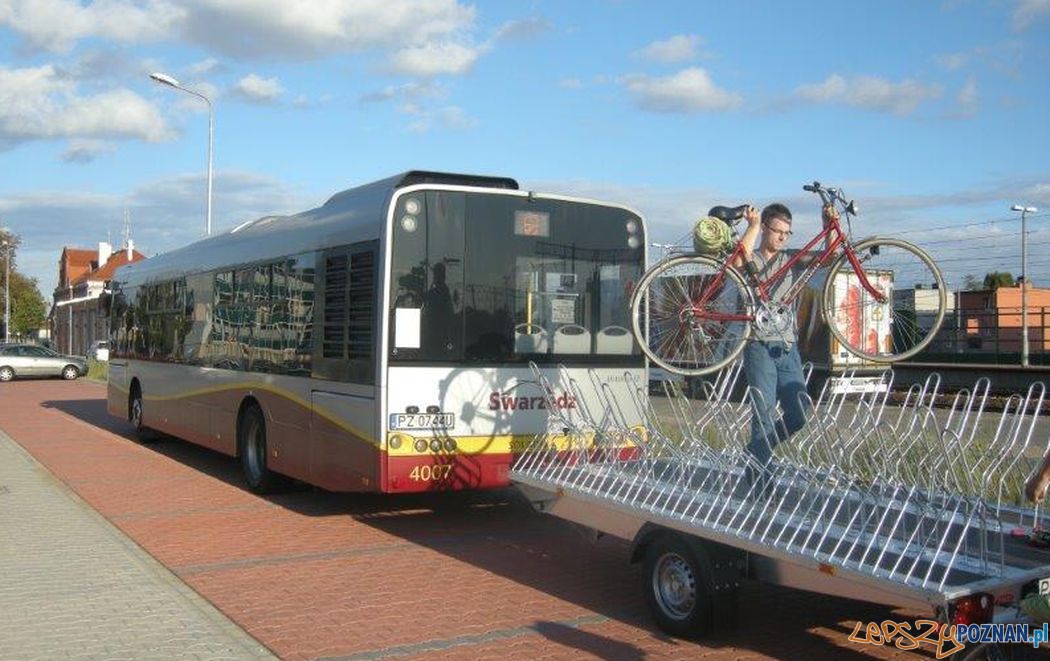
[87,340,109,362]
[0,344,87,381]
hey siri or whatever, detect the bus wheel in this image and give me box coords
[643,535,714,638]
[238,404,287,494]
[129,384,158,443]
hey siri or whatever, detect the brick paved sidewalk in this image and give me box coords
[0,380,939,660]
[0,428,276,661]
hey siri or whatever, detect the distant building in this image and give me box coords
[894,285,956,332]
[956,282,1050,354]
[51,241,145,355]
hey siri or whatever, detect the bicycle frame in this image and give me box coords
[694,214,887,322]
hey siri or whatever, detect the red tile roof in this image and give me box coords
[72,249,146,285]
[60,247,99,288]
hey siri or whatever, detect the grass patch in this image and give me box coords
[87,359,109,382]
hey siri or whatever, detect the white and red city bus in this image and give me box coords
[106,171,647,493]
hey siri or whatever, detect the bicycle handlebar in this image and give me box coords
[803,180,857,215]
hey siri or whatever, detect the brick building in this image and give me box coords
[52,241,145,355]
[956,282,1050,354]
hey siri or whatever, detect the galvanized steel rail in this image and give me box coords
[511,363,1050,605]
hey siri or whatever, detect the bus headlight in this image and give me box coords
[627,235,641,249]
[404,197,421,215]
[625,219,638,234]
[443,438,457,452]
[429,439,442,453]
[414,438,428,453]
[400,215,418,233]
[389,435,403,450]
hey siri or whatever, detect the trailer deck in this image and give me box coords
[511,362,1050,635]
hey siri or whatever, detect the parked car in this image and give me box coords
[0,344,88,382]
[87,340,109,362]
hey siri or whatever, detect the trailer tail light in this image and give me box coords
[950,593,994,626]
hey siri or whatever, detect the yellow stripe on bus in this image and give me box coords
[110,380,376,446]
[110,380,643,456]
[384,431,641,456]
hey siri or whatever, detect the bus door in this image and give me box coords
[309,242,382,492]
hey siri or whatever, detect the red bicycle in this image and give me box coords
[629,181,947,376]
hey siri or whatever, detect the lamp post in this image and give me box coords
[68,284,73,355]
[1012,204,1039,367]
[1,238,9,344]
[150,72,214,236]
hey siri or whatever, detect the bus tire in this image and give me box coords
[238,404,287,494]
[642,534,715,638]
[129,382,158,443]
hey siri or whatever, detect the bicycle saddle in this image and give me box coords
[707,205,749,223]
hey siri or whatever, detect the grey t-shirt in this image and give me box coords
[750,249,802,345]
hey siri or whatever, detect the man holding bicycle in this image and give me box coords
[738,202,835,495]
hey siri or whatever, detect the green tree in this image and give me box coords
[10,272,46,336]
[0,229,47,338]
[962,274,980,290]
[983,271,1015,290]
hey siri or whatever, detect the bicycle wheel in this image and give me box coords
[822,237,946,362]
[630,255,753,376]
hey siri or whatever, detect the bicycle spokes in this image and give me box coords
[825,239,946,362]
[633,256,752,375]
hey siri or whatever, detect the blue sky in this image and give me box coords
[1,0,1049,299]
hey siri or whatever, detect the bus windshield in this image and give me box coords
[389,190,643,364]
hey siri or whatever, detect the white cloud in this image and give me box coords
[187,57,220,76]
[0,64,170,148]
[231,74,284,104]
[635,34,701,63]
[559,78,583,90]
[1013,0,1050,29]
[1,170,312,296]
[792,74,942,116]
[493,17,551,42]
[1022,183,1050,206]
[0,0,185,53]
[934,52,968,71]
[61,138,115,163]
[0,0,483,75]
[359,80,448,104]
[389,41,482,76]
[407,106,477,133]
[620,67,742,113]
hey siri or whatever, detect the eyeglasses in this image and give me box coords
[764,224,793,238]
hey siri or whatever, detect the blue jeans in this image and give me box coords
[744,341,809,471]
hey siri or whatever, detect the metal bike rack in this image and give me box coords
[512,363,1050,620]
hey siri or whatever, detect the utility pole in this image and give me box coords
[1012,205,1039,367]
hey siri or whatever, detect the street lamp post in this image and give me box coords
[68,284,73,355]
[1012,204,1039,367]
[2,238,9,344]
[150,72,214,237]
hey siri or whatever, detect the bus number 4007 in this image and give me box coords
[409,464,454,482]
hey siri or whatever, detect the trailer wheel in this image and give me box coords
[643,535,713,637]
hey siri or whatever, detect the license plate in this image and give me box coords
[1040,578,1050,596]
[389,413,455,430]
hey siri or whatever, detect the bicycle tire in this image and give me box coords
[630,255,753,376]
[822,237,946,362]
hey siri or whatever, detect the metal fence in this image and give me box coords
[922,306,1050,365]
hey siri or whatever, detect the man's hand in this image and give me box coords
[822,203,840,226]
[745,205,760,228]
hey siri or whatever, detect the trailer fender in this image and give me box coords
[631,524,745,594]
